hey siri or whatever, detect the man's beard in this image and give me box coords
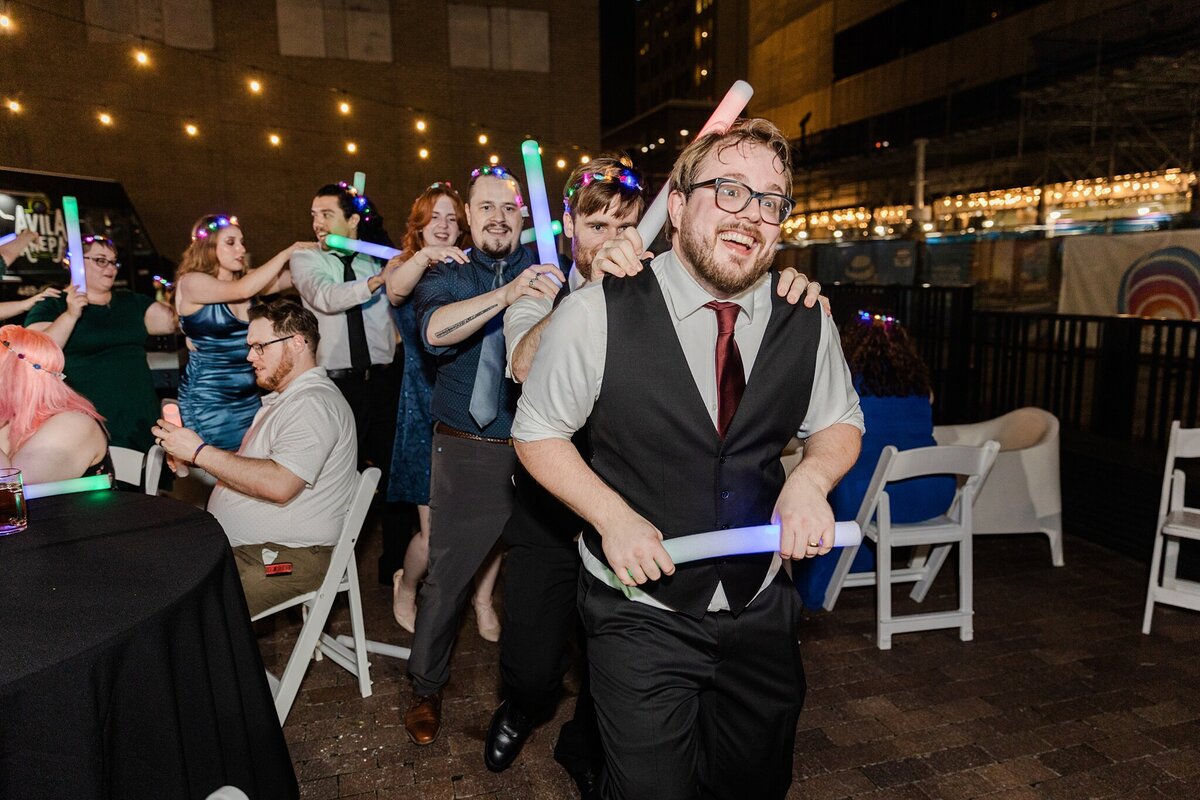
[679,220,774,296]
[257,348,294,392]
[573,241,600,281]
[477,226,516,259]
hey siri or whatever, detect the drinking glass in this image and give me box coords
[0,468,28,535]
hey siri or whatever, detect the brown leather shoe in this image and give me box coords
[404,690,443,746]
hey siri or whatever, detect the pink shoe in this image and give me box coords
[473,598,501,642]
[392,570,417,633]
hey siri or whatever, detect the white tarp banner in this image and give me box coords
[1059,230,1200,319]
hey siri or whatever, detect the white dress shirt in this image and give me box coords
[512,249,864,612]
[503,262,588,380]
[289,247,397,370]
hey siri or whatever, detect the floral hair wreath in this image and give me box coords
[856,310,901,328]
[428,180,453,191]
[192,215,239,241]
[468,165,525,209]
[564,168,644,211]
[336,182,376,221]
[1,338,65,380]
[82,234,116,248]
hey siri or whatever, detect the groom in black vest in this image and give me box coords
[512,118,864,800]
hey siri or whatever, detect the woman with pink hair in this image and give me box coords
[0,324,110,484]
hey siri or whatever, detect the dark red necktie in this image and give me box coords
[705,301,745,439]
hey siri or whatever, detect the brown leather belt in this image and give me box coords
[433,421,512,446]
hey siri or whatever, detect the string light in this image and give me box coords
[345,141,357,154]
[184,122,199,137]
[268,133,281,146]
[679,129,689,136]
[657,137,665,144]
[97,111,113,126]
[478,133,488,145]
[338,100,351,115]
[5,99,20,113]
[489,154,500,165]
[418,148,429,159]
[133,49,150,66]
[580,155,591,164]
[415,119,426,131]
[248,78,262,94]
[0,11,13,30]
[556,158,567,169]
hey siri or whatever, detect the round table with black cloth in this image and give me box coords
[0,489,298,800]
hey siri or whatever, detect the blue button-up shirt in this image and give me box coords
[413,244,535,439]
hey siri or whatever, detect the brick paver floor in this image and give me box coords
[260,530,1200,799]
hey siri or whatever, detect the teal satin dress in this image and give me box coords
[178,303,261,451]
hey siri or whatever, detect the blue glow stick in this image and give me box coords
[24,474,113,500]
[0,233,16,247]
[62,196,87,292]
[353,171,366,193]
[519,220,561,245]
[635,80,754,250]
[662,521,861,564]
[520,140,560,268]
[323,234,400,261]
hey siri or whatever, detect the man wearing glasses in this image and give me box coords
[513,118,863,799]
[153,298,358,617]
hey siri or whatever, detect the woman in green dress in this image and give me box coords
[25,235,177,452]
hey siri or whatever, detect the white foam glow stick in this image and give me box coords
[662,521,861,565]
[352,172,366,193]
[62,196,87,292]
[0,233,16,247]
[635,80,754,249]
[25,474,113,500]
[520,140,561,267]
[324,234,400,261]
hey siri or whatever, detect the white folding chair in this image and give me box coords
[824,441,1000,650]
[1142,421,1200,634]
[109,444,165,495]
[252,467,379,724]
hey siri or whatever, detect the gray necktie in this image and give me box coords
[469,261,506,429]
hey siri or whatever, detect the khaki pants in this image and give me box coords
[234,543,332,618]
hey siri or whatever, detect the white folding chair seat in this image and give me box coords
[109,444,165,495]
[1142,422,1200,634]
[824,441,1000,650]
[252,467,379,723]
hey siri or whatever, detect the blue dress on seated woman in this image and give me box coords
[178,303,260,452]
[795,391,956,609]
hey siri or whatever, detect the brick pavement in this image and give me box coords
[260,531,1200,799]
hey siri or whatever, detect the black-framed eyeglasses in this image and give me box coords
[248,335,293,356]
[84,255,121,269]
[687,178,795,225]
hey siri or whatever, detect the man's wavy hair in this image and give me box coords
[842,313,932,398]
[666,117,793,238]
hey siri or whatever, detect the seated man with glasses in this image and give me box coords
[153,298,359,616]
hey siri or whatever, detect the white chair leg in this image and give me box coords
[910,544,951,602]
[959,536,973,642]
[1163,538,1181,590]
[1044,524,1065,567]
[345,561,373,699]
[273,588,340,724]
[823,541,861,611]
[876,536,892,650]
[1142,528,1168,635]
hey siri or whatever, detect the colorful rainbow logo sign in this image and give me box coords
[1117,246,1200,320]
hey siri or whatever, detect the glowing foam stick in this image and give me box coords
[520,140,560,268]
[352,171,366,193]
[62,196,87,292]
[0,233,16,247]
[519,220,562,245]
[24,474,113,500]
[323,234,400,262]
[661,521,861,565]
[635,80,754,249]
[159,401,190,477]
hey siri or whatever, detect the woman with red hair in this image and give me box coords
[384,182,503,641]
[0,324,109,484]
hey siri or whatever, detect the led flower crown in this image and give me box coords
[1,338,65,380]
[192,215,239,241]
[564,168,644,211]
[857,310,900,327]
[335,182,376,221]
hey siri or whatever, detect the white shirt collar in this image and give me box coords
[656,249,766,324]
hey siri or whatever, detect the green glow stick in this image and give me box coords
[25,474,113,499]
[353,172,366,193]
[62,196,87,291]
[519,220,562,245]
[323,234,399,261]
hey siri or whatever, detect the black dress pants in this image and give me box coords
[499,465,604,770]
[580,569,806,800]
[330,362,413,582]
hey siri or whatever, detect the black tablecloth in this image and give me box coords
[0,489,298,800]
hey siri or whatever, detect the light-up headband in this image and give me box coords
[857,310,901,327]
[335,182,376,221]
[192,215,240,241]
[1,338,65,379]
[564,168,644,212]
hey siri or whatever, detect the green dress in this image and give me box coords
[25,291,159,452]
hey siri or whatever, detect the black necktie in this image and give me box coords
[340,254,371,371]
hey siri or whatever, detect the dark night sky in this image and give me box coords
[599,0,637,131]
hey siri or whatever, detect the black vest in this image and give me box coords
[583,266,823,618]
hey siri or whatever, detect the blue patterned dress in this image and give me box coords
[387,301,436,504]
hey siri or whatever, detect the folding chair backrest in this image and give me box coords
[323,467,381,587]
[855,442,1001,529]
[1159,422,1200,519]
[109,445,165,494]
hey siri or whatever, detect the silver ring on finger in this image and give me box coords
[528,276,538,286]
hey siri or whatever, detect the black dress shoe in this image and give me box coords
[560,762,601,800]
[484,700,534,772]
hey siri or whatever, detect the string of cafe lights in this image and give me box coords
[0,1,596,170]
